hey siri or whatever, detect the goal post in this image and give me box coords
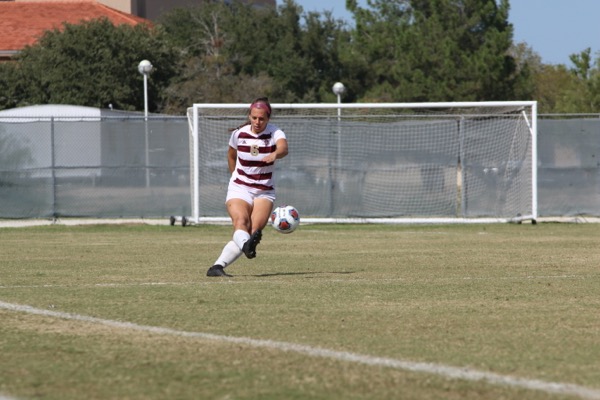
[187,101,537,224]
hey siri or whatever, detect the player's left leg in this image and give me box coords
[241,197,273,258]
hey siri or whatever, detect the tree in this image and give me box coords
[555,48,600,113]
[508,41,540,102]
[532,64,576,113]
[2,18,178,112]
[160,0,356,112]
[345,0,413,101]
[301,10,365,102]
[0,62,20,110]
[347,0,526,102]
[159,2,279,111]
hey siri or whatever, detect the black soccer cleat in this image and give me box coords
[242,229,262,259]
[206,264,232,277]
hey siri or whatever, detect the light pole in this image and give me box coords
[138,60,153,119]
[138,60,153,187]
[332,82,345,184]
[332,81,345,120]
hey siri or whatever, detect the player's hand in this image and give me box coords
[261,154,277,163]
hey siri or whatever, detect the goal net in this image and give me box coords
[186,101,537,224]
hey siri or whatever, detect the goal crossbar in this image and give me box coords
[192,101,536,109]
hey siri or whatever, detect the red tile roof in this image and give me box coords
[0,1,150,57]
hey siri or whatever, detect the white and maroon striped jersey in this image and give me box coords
[229,123,287,191]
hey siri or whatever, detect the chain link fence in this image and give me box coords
[0,115,190,219]
[0,112,599,220]
[538,116,600,217]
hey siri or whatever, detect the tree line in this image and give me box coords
[0,0,598,114]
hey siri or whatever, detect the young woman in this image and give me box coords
[207,98,289,277]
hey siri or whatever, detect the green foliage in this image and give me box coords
[3,0,597,114]
[159,0,354,111]
[529,48,600,113]
[350,0,520,102]
[0,62,21,110]
[159,2,274,111]
[3,18,178,112]
[557,48,600,113]
[531,64,574,113]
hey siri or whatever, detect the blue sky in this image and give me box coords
[286,0,600,66]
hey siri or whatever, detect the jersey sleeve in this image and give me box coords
[273,127,287,142]
[228,129,239,149]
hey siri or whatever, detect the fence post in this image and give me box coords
[50,116,57,219]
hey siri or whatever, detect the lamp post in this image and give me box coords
[138,60,153,119]
[332,82,345,181]
[138,60,153,187]
[332,81,345,120]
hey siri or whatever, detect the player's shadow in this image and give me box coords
[249,271,357,278]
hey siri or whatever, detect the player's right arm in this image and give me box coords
[228,146,237,174]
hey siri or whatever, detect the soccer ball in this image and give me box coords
[270,205,300,234]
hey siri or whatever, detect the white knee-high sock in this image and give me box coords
[233,229,250,250]
[214,241,243,268]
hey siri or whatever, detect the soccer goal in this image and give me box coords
[186,101,537,224]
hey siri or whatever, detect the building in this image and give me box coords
[0,0,150,60]
[0,0,276,60]
[96,0,276,21]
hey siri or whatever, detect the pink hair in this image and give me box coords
[250,101,272,117]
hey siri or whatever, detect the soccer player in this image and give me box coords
[206,97,289,277]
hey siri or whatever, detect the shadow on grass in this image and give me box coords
[248,270,358,278]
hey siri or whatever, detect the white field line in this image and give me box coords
[0,274,593,290]
[1,301,599,400]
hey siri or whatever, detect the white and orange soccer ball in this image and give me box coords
[270,205,300,234]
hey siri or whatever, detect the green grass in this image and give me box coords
[1,223,599,399]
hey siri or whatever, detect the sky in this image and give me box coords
[284,0,600,66]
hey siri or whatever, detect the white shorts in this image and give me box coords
[226,181,275,205]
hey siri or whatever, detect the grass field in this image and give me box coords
[1,222,599,400]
